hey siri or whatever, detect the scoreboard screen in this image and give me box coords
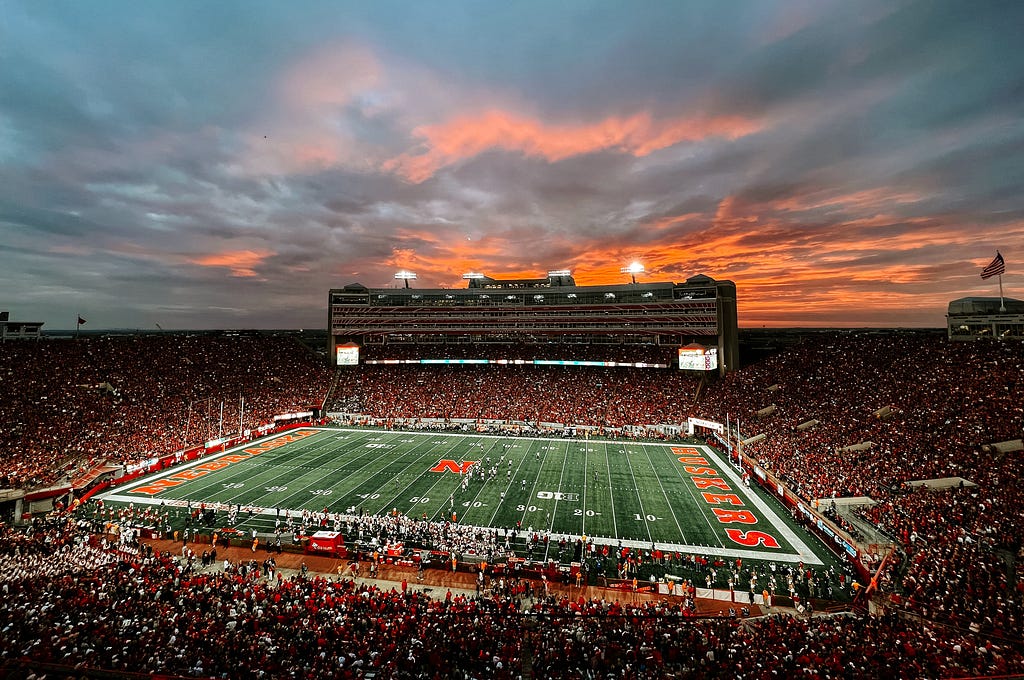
[678,345,718,371]
[336,344,360,365]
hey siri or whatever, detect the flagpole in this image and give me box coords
[982,251,1006,311]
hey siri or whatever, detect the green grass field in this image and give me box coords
[99,427,833,566]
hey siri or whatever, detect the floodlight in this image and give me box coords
[462,272,485,280]
[604,292,616,299]
[547,269,571,278]
[620,261,645,284]
[394,270,417,288]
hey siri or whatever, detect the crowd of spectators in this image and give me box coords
[858,458,1024,640]
[2,518,1023,679]
[527,607,1024,680]
[3,330,1023,673]
[330,363,699,429]
[696,333,1024,644]
[0,334,330,488]
[695,332,1022,501]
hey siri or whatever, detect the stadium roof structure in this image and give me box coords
[0,311,43,341]
[947,297,1024,315]
[946,297,1024,341]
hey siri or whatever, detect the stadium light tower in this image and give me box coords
[394,270,417,289]
[462,272,485,280]
[621,261,645,284]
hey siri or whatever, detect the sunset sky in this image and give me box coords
[1,0,1022,329]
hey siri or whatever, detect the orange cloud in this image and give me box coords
[279,44,381,109]
[189,250,274,277]
[769,186,925,214]
[232,44,384,176]
[384,109,763,182]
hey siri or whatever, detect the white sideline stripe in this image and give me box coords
[99,491,821,565]
[698,445,822,565]
[100,427,824,566]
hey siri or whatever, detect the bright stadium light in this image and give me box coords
[395,270,417,288]
[620,261,645,284]
[547,269,571,278]
[462,272,485,280]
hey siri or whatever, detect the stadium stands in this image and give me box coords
[1,330,1022,677]
[331,363,699,428]
[1,517,1022,679]
[0,334,330,489]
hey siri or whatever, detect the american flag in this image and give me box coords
[980,252,1005,280]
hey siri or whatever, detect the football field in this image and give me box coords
[100,427,827,565]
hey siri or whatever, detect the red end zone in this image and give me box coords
[672,446,781,550]
[128,429,320,495]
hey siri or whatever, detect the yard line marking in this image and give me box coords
[550,440,569,533]
[581,441,589,536]
[223,431,370,509]
[518,441,553,530]
[439,436,505,524]
[369,435,474,516]
[542,440,571,563]
[267,432,408,512]
[637,443,688,543]
[621,444,654,544]
[484,440,536,527]
[602,441,619,539]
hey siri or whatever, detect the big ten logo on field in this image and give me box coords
[429,459,477,474]
[536,491,578,501]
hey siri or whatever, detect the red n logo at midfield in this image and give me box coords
[429,459,477,474]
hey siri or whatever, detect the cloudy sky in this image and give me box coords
[1,0,1022,329]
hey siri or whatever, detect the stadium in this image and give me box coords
[1,266,1022,680]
